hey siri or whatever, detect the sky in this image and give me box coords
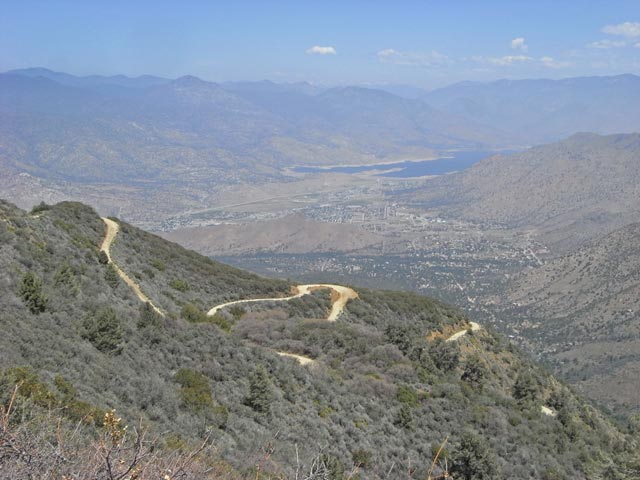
[2,0,640,89]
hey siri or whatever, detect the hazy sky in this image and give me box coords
[2,0,640,88]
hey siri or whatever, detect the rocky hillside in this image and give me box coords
[494,223,640,417]
[407,133,640,252]
[0,200,638,479]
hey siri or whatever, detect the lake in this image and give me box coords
[293,150,497,178]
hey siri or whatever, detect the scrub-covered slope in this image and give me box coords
[0,200,637,479]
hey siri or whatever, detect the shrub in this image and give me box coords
[396,385,419,407]
[351,449,373,468]
[173,368,214,412]
[245,366,273,414]
[151,259,166,271]
[137,302,163,330]
[82,308,123,354]
[210,313,233,332]
[29,201,51,215]
[97,250,109,265]
[169,279,190,292]
[513,370,540,403]
[53,262,80,296]
[461,355,488,390]
[429,338,460,372]
[18,272,48,314]
[395,404,414,430]
[180,303,208,323]
[104,264,119,288]
[450,432,500,480]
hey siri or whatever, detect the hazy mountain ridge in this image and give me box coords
[423,74,640,143]
[0,69,506,183]
[1,199,636,478]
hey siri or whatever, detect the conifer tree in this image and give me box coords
[245,366,273,414]
[18,271,48,314]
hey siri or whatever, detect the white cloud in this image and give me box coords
[539,56,571,69]
[511,37,528,52]
[636,42,640,48]
[474,55,532,66]
[602,22,640,37]
[588,39,627,49]
[377,48,451,66]
[306,46,336,55]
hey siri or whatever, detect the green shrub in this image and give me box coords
[1,367,57,410]
[395,404,414,430]
[18,272,48,314]
[30,201,51,215]
[351,449,373,468]
[396,385,419,407]
[210,313,233,332]
[429,338,460,372]
[513,370,540,403]
[180,303,208,323]
[53,262,80,296]
[461,355,488,390]
[170,279,190,292]
[137,302,163,330]
[151,259,166,271]
[173,368,214,412]
[81,308,123,354]
[450,432,500,480]
[245,366,273,414]
[97,250,109,265]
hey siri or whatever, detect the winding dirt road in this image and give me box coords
[207,283,358,321]
[100,218,478,366]
[276,352,316,366]
[206,284,358,367]
[100,218,165,317]
[446,321,481,342]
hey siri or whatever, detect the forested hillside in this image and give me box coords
[1,200,638,479]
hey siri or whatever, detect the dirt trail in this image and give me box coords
[100,218,165,317]
[207,283,358,321]
[207,283,358,367]
[277,352,316,366]
[540,405,557,417]
[446,321,481,342]
[100,218,477,366]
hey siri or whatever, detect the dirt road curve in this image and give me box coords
[207,283,358,322]
[100,218,165,317]
[99,219,477,367]
[277,352,316,366]
[446,321,481,342]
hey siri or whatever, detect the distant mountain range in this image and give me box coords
[423,74,640,143]
[0,68,507,186]
[2,68,639,226]
[408,132,640,251]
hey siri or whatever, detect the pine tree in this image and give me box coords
[82,308,123,354]
[104,264,119,288]
[451,432,500,480]
[513,370,540,402]
[245,366,273,414]
[18,271,48,314]
[461,355,488,390]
